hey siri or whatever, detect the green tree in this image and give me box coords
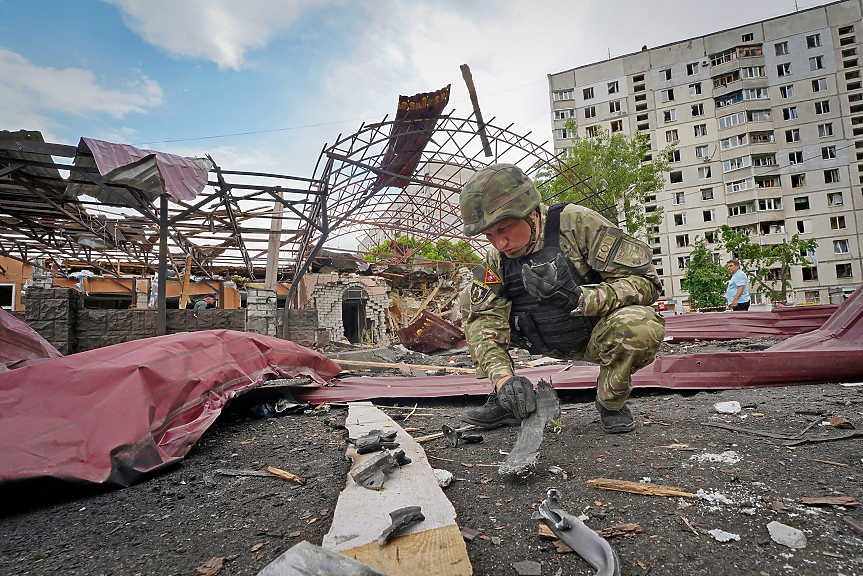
[365,235,481,266]
[536,121,675,238]
[681,237,727,312]
[716,225,818,304]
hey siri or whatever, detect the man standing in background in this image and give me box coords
[726,259,750,311]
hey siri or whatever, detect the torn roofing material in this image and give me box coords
[295,286,863,403]
[663,304,838,342]
[66,137,211,203]
[0,308,61,371]
[0,330,340,487]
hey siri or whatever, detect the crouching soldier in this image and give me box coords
[458,163,665,433]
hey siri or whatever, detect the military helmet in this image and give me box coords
[459,163,541,237]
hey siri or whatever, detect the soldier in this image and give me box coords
[459,163,665,433]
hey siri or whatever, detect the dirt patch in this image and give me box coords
[2,340,863,575]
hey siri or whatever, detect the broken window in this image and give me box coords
[717,113,743,130]
[661,89,675,102]
[810,56,825,70]
[818,123,834,137]
[701,188,714,201]
[676,235,690,248]
[554,108,575,120]
[687,62,700,75]
[775,42,789,56]
[806,34,821,48]
[610,120,623,132]
[777,63,792,77]
[555,128,570,139]
[663,109,676,122]
[666,129,679,142]
[673,213,687,226]
[791,174,806,188]
[695,145,709,158]
[789,151,803,164]
[786,129,801,142]
[824,169,840,184]
[802,268,819,281]
[607,81,619,94]
[728,204,749,216]
[828,191,844,206]
[691,103,704,116]
[694,124,707,137]
[689,83,702,96]
[583,87,594,99]
[812,78,828,92]
[585,125,598,137]
[815,100,830,114]
[584,106,596,119]
[783,107,798,120]
[834,239,850,254]
[661,69,672,81]
[678,256,691,269]
[836,263,853,278]
[672,191,685,204]
[698,166,711,179]
[794,196,810,210]
[668,150,681,163]
[780,84,794,98]
[609,100,621,113]
[831,215,847,229]
[703,209,716,222]
[758,198,782,210]
[670,170,683,183]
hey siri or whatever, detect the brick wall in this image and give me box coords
[306,275,390,346]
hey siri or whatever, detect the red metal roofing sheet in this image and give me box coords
[663,305,838,342]
[0,308,61,371]
[0,330,340,487]
[81,137,208,201]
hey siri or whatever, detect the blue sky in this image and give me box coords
[0,0,836,181]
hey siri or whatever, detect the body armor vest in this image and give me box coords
[500,203,601,355]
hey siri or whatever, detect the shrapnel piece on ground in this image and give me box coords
[498,379,559,476]
[350,449,411,490]
[442,424,484,448]
[256,540,388,576]
[377,506,426,545]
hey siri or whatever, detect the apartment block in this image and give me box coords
[549,0,863,307]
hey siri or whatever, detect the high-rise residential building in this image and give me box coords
[549,0,863,308]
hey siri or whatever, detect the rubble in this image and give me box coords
[767,521,807,549]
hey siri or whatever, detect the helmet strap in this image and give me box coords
[523,209,541,253]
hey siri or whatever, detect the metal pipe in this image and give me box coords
[157,194,168,336]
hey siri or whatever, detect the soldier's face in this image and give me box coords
[483,217,533,255]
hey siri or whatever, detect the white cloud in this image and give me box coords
[0,47,163,141]
[103,0,340,70]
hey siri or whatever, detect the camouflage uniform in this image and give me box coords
[460,201,665,411]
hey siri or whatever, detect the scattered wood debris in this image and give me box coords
[596,523,644,538]
[266,466,306,485]
[195,557,225,576]
[829,415,856,429]
[587,478,695,498]
[799,496,858,507]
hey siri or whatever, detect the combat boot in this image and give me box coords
[461,392,520,428]
[595,399,635,434]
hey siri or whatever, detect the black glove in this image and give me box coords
[497,376,536,420]
[522,253,583,313]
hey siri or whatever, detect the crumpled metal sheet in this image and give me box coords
[0,308,61,371]
[396,309,465,354]
[296,286,863,403]
[66,137,211,203]
[663,304,838,342]
[0,330,340,487]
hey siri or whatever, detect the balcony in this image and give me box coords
[711,58,741,78]
[713,80,742,99]
[725,188,756,203]
[749,141,777,155]
[727,211,758,226]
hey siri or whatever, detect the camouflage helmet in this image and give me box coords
[460,163,541,237]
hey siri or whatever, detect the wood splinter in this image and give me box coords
[266,466,306,485]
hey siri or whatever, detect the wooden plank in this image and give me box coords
[335,359,476,374]
[0,139,78,157]
[588,478,696,498]
[409,282,442,324]
[323,403,472,576]
[178,254,193,310]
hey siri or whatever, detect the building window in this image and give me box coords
[661,69,672,81]
[742,66,765,78]
[789,151,804,164]
[824,169,840,183]
[701,188,714,200]
[673,213,687,226]
[822,145,837,159]
[796,220,809,233]
[666,129,679,142]
[831,215,847,229]
[815,100,830,114]
[676,234,690,248]
[695,145,709,159]
[555,128,571,139]
[828,191,844,206]
[726,178,753,193]
[834,239,850,254]
[694,124,707,137]
[607,81,619,94]
[718,112,743,130]
[758,198,782,210]
[794,196,810,210]
[806,33,822,48]
[748,110,771,122]
[780,84,794,98]
[818,123,834,137]
[670,170,683,183]
[812,78,828,92]
[744,88,769,100]
[661,89,675,102]
[684,62,699,76]
[610,120,623,132]
[721,133,748,149]
[678,256,691,269]
[753,155,775,166]
[723,156,752,172]
[791,174,806,188]
[775,41,789,56]
[840,25,855,35]
[672,191,685,204]
[703,209,716,222]
[609,100,621,114]
[553,89,574,101]
[689,83,702,96]
[802,268,819,281]
[698,166,712,179]
[783,107,798,120]
[836,263,853,278]
[586,125,598,137]
[555,109,575,120]
[584,106,596,119]
[663,109,676,122]
[786,129,801,142]
[810,56,825,70]
[583,87,594,99]
[742,33,754,42]
[668,150,681,163]
[691,103,704,117]
[728,204,749,216]
[777,63,792,77]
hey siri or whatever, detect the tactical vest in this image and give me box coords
[500,203,601,355]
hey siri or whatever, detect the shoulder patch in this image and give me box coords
[469,280,492,308]
[484,267,501,284]
[473,263,503,294]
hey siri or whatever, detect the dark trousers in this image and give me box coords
[732,302,750,311]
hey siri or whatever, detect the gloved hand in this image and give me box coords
[522,253,583,313]
[497,375,536,420]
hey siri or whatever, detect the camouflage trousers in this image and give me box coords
[553,305,665,411]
